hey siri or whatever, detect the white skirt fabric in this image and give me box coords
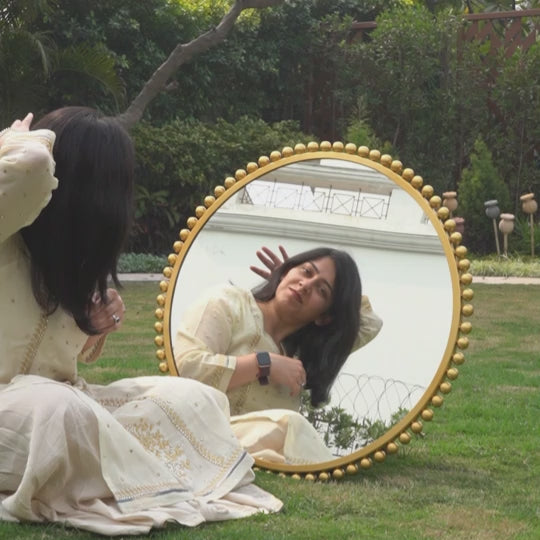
[231,409,334,465]
[0,375,282,535]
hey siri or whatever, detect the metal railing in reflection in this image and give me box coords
[300,373,426,457]
[239,181,390,220]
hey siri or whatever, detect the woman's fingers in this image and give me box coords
[270,354,306,396]
[259,246,283,269]
[256,249,276,269]
[249,264,270,280]
[11,113,33,131]
[20,113,33,130]
[250,245,290,280]
[277,245,289,262]
[88,289,125,333]
[104,291,125,329]
[292,366,307,396]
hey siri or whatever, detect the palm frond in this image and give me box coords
[21,29,56,75]
[54,44,126,108]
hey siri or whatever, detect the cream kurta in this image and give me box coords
[174,284,383,415]
[173,283,383,464]
[175,285,299,416]
[0,129,281,535]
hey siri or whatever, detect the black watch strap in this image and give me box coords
[256,351,271,385]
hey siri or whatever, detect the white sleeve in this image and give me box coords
[0,128,57,244]
[354,295,383,350]
[174,292,238,392]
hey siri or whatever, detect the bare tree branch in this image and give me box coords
[116,0,284,129]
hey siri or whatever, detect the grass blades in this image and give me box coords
[1,282,539,540]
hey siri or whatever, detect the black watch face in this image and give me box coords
[257,352,271,367]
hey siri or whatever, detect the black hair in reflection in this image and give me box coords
[253,247,362,407]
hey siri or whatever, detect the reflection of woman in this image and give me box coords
[174,247,382,463]
[0,109,280,535]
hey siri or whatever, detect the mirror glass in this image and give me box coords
[166,157,454,463]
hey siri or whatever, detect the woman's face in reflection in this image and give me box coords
[274,256,335,326]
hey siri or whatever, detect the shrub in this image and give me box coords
[457,137,511,255]
[117,253,167,273]
[344,117,394,155]
[509,216,540,257]
[129,117,308,253]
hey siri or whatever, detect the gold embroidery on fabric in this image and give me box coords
[150,397,247,495]
[19,312,48,374]
[147,395,245,495]
[249,333,260,349]
[230,383,251,416]
[249,318,262,350]
[111,395,248,501]
[207,366,226,389]
[124,417,190,481]
[150,395,239,467]
[78,334,106,364]
[97,397,130,409]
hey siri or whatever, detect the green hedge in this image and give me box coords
[128,116,309,253]
[117,252,167,273]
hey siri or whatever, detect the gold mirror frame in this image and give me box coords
[154,141,473,481]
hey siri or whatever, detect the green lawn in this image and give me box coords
[1,282,539,539]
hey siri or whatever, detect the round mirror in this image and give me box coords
[154,143,473,480]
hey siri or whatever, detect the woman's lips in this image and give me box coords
[289,287,302,303]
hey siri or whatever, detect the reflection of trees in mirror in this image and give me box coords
[300,393,409,457]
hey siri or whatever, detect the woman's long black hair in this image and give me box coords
[21,107,134,334]
[253,247,362,407]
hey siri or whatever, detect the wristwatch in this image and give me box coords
[256,352,271,385]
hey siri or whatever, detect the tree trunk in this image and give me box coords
[116,0,284,130]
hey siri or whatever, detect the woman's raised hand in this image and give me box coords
[249,245,289,280]
[11,113,33,132]
[0,113,33,147]
[269,353,306,397]
[87,288,126,335]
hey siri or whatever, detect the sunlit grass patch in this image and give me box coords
[416,505,528,540]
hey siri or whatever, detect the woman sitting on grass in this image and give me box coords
[0,108,281,535]
[174,245,382,463]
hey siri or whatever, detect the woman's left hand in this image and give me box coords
[0,113,33,147]
[88,288,126,335]
[250,245,289,280]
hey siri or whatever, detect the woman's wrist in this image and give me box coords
[256,352,271,385]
